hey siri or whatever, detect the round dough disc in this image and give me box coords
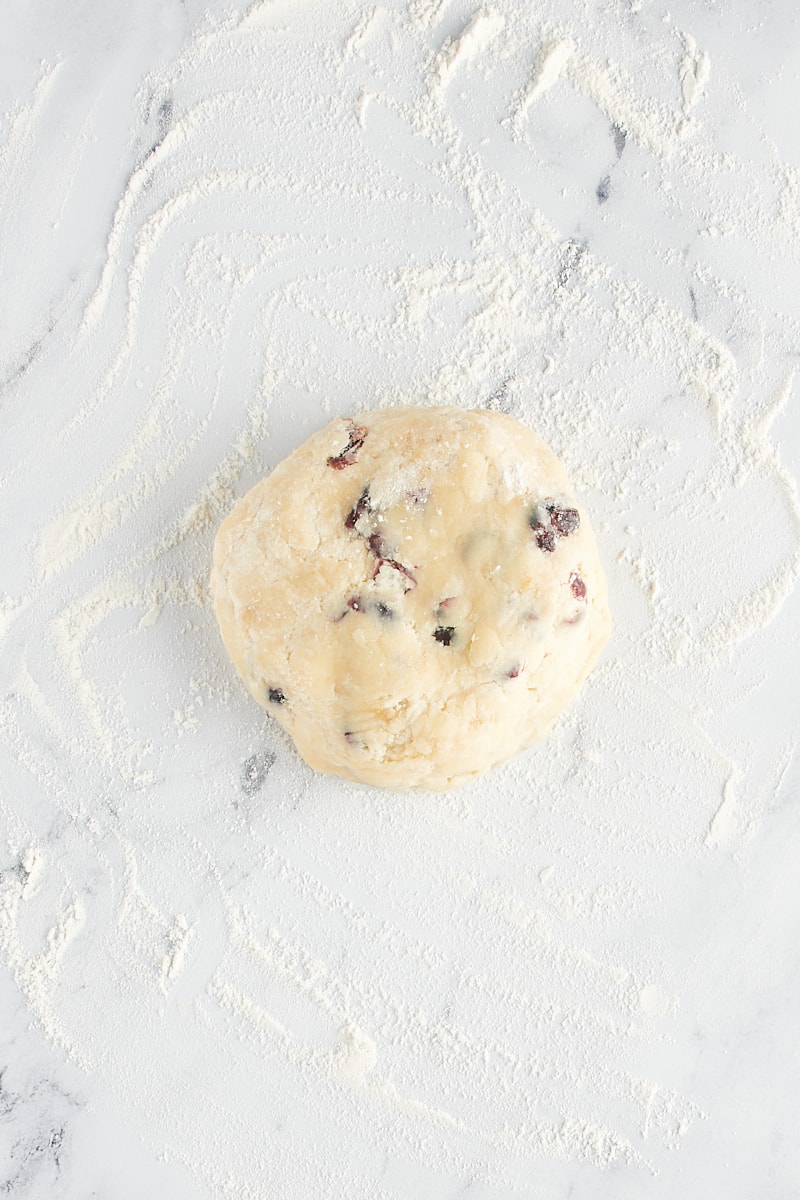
[211,405,611,790]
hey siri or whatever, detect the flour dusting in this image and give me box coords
[508,38,575,138]
[432,7,505,97]
[1,0,799,1196]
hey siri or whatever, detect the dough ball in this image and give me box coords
[211,405,611,790]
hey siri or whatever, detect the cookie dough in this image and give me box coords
[211,405,611,790]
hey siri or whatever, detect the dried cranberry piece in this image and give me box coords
[532,523,557,553]
[569,573,587,600]
[346,484,416,593]
[373,558,417,590]
[327,420,368,469]
[268,687,286,705]
[345,485,372,530]
[529,499,581,552]
[548,505,580,536]
[433,626,455,646]
[332,595,365,623]
[505,664,523,679]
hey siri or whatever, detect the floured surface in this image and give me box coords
[211,406,611,789]
[1,0,800,1197]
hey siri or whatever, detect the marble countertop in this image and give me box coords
[2,1,800,1197]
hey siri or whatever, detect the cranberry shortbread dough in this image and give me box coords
[211,406,611,789]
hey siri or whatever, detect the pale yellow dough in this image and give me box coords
[211,406,611,790]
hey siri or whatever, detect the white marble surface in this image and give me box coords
[2,1,800,1197]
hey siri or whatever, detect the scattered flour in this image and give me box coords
[704,772,738,849]
[1,0,798,1196]
[431,7,505,98]
[680,33,711,115]
[508,38,575,138]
